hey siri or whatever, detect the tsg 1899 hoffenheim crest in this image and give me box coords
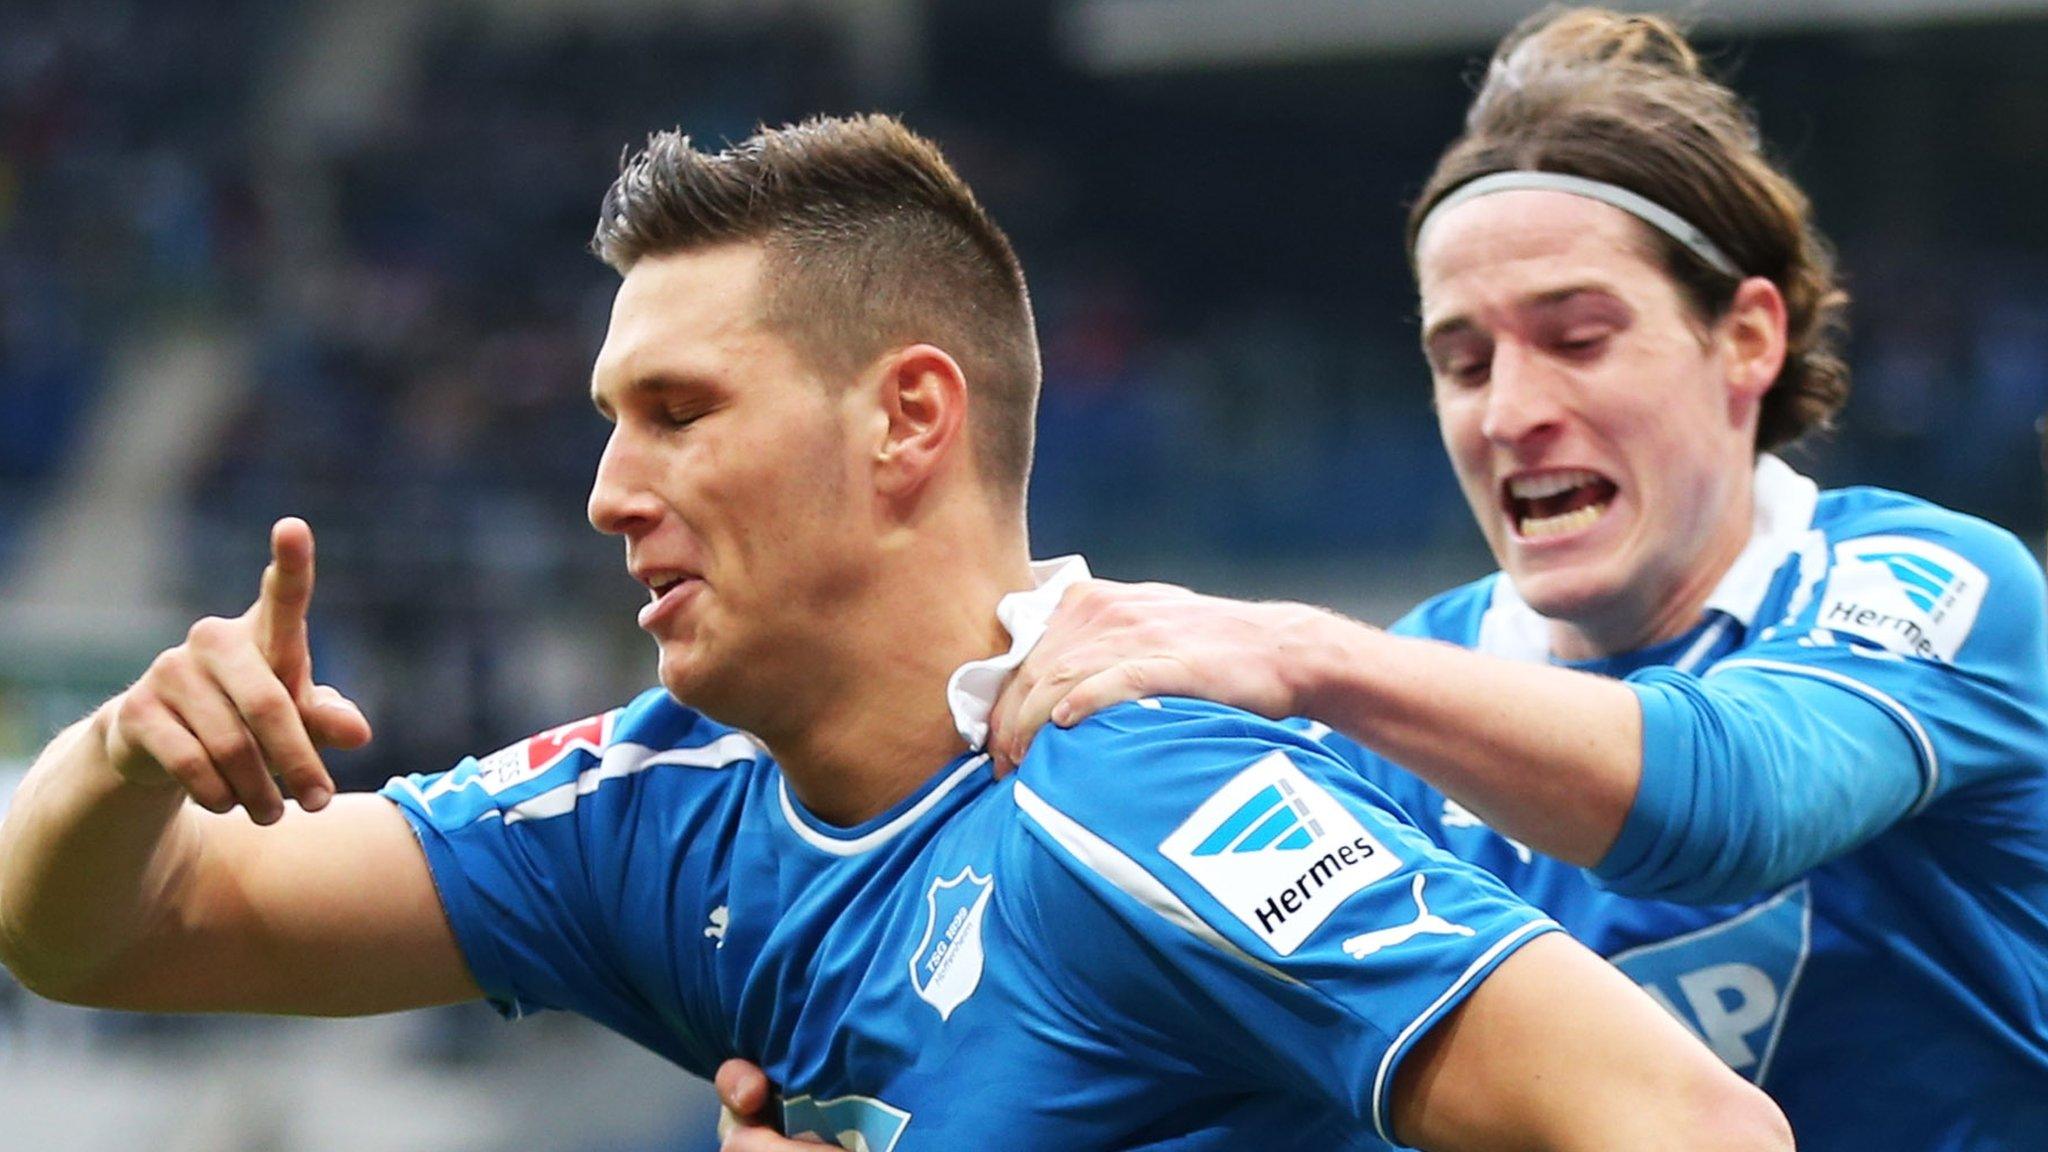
[910,867,995,1020]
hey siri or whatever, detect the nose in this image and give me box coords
[587,426,664,536]
[1477,340,1566,448]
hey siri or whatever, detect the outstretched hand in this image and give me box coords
[101,517,372,823]
[985,579,1328,774]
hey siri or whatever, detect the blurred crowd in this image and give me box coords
[3,0,2045,786]
[0,0,267,570]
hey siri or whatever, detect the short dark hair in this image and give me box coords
[1408,7,1850,452]
[593,114,1041,498]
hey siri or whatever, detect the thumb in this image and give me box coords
[303,684,374,750]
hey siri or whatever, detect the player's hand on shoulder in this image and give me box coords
[987,578,1332,774]
[100,517,372,824]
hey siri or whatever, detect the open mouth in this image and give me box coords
[1504,469,1618,540]
[635,572,703,631]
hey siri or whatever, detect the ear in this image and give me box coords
[1719,276,1788,407]
[868,343,971,499]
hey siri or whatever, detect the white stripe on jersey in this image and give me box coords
[1011,780,1299,987]
[1368,918,1559,1144]
[1673,615,1737,674]
[489,732,762,827]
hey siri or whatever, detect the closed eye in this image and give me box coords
[1425,330,1494,390]
[1438,357,1491,387]
[1553,331,1612,357]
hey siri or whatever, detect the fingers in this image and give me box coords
[100,520,361,822]
[990,653,1078,773]
[716,1060,803,1150]
[109,622,337,824]
[984,656,1042,777]
[988,580,1229,771]
[715,1059,774,1120]
[304,684,374,751]
[249,519,370,756]
[1059,658,1181,725]
[188,618,334,816]
[253,517,316,678]
[162,684,285,824]
[107,691,236,813]
[996,654,1171,772]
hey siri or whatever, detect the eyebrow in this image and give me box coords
[1421,284,1622,349]
[590,371,718,419]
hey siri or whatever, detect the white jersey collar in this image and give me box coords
[946,555,1092,749]
[1478,455,1820,662]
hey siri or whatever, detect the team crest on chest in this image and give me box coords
[910,867,995,1021]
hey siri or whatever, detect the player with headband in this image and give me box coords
[925,8,2047,1149]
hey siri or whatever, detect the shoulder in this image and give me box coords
[1389,573,1500,642]
[1800,486,2045,661]
[1818,486,2040,569]
[1014,695,1400,815]
[382,686,767,831]
[1008,697,1426,896]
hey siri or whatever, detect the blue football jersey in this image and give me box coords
[1335,456,2048,1149]
[381,689,1559,1150]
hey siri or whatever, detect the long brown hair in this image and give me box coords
[1409,8,1850,451]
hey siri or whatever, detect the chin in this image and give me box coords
[1505,563,1626,628]
[656,646,708,704]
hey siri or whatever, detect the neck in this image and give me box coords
[760,537,1033,827]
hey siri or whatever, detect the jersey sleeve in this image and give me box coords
[1599,509,2048,903]
[377,688,746,1071]
[1009,698,1559,1143]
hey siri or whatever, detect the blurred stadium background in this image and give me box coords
[1,0,2044,1148]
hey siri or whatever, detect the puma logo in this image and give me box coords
[1342,875,1474,959]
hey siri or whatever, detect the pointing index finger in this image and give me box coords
[255,517,316,672]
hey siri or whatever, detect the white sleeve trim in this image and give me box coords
[1010,780,1298,986]
[1706,657,1941,813]
[1367,917,1559,1144]
[491,733,761,827]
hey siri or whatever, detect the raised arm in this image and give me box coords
[0,518,478,1014]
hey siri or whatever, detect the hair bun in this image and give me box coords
[1495,7,1702,80]
[1471,7,1704,133]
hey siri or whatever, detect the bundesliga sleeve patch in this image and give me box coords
[1160,751,1401,956]
[1818,535,1988,663]
[473,711,615,794]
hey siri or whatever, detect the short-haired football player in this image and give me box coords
[0,114,1789,1151]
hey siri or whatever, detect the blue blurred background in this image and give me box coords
[1,1,2044,1148]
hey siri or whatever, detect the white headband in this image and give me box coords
[1417,170,1741,278]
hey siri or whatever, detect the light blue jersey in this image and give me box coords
[382,665,1557,1146]
[1332,457,2048,1149]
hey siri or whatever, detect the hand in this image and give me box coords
[99,517,372,824]
[715,1059,830,1149]
[986,579,1326,773]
